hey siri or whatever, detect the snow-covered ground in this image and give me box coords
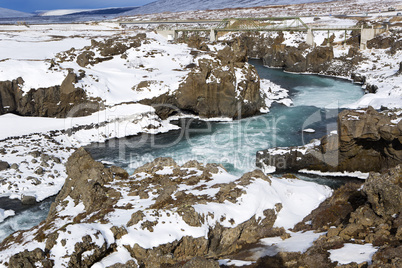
[0,161,332,267]
[0,103,177,203]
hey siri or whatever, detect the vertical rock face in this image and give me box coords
[256,107,402,173]
[0,71,99,118]
[176,58,261,119]
[141,42,264,119]
[262,44,334,73]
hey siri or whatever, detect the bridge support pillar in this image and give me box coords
[306,28,315,46]
[156,30,177,41]
[360,26,386,50]
[210,29,216,42]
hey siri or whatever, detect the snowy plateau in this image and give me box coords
[0,0,401,267]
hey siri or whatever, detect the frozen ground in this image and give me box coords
[0,162,332,267]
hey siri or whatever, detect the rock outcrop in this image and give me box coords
[0,71,99,118]
[263,44,334,73]
[141,42,264,119]
[289,165,402,267]
[256,107,402,173]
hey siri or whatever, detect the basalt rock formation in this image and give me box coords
[256,107,402,173]
[0,71,99,118]
[287,165,402,268]
[141,42,264,119]
[2,149,283,268]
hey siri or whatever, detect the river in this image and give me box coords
[0,59,364,242]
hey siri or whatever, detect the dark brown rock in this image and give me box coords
[0,160,9,171]
[0,72,99,118]
[141,45,263,119]
[9,248,52,268]
[180,256,219,268]
[21,195,37,205]
[362,165,402,220]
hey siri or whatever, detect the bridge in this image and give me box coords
[120,17,387,49]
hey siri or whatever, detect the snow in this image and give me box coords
[260,79,292,112]
[0,61,67,92]
[92,246,137,268]
[218,259,255,266]
[0,103,178,201]
[0,7,32,18]
[65,32,194,105]
[303,128,316,133]
[0,161,333,266]
[40,9,92,16]
[271,177,331,229]
[299,169,370,179]
[252,230,325,258]
[329,243,378,264]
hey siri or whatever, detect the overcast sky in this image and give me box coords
[1,0,155,13]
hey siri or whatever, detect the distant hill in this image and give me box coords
[40,7,139,17]
[0,7,32,18]
[123,0,333,15]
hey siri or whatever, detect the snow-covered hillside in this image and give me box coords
[40,7,138,17]
[125,0,333,15]
[0,7,32,18]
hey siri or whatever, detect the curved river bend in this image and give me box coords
[88,59,364,184]
[0,59,364,242]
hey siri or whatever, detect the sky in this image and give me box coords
[0,0,155,13]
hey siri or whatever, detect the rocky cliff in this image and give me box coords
[0,71,99,118]
[141,41,265,119]
[256,107,402,174]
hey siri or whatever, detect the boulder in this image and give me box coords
[287,165,402,267]
[262,45,334,73]
[0,161,9,171]
[21,195,37,205]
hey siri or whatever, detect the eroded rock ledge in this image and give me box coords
[0,71,99,118]
[256,107,402,174]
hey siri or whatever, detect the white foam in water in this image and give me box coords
[292,80,363,108]
[0,199,53,243]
